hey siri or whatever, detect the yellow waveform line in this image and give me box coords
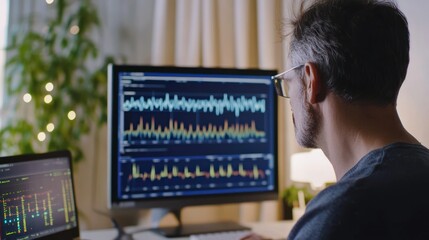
[21,196,27,233]
[48,192,53,226]
[43,199,48,226]
[124,116,266,141]
[65,180,73,214]
[2,197,6,219]
[130,163,265,181]
[16,206,21,233]
[35,193,39,215]
[61,180,69,223]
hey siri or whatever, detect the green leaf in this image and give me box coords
[1,0,115,163]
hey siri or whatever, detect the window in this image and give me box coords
[0,0,9,125]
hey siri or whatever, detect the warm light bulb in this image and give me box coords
[44,95,53,104]
[46,123,55,132]
[46,0,54,4]
[23,93,32,103]
[68,111,76,120]
[45,82,54,92]
[70,25,80,35]
[37,132,46,142]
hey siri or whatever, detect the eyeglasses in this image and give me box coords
[271,64,304,98]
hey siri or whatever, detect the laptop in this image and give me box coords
[0,150,80,240]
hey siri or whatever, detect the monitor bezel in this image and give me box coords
[107,64,279,210]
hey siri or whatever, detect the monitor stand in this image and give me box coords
[111,218,134,240]
[149,208,250,238]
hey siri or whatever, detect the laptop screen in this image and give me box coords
[0,150,79,240]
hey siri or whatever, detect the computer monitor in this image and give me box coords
[0,150,79,240]
[107,65,278,235]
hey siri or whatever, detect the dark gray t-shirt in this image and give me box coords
[288,142,429,240]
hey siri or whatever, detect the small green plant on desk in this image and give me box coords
[281,185,314,220]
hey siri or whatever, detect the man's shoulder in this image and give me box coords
[288,143,429,239]
[315,142,429,202]
[344,142,429,180]
[287,182,361,239]
[355,142,429,187]
[335,143,429,208]
[381,142,429,160]
[289,176,429,239]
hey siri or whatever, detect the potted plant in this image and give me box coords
[0,0,113,162]
[281,185,314,220]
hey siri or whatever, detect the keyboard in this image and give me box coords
[190,230,252,240]
[188,222,289,240]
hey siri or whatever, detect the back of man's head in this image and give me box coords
[289,0,409,105]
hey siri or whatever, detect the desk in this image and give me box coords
[80,221,295,240]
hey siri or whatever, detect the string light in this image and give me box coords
[45,82,54,92]
[44,95,53,104]
[46,123,55,132]
[46,0,54,4]
[23,93,32,103]
[70,25,80,35]
[37,132,46,142]
[68,111,76,120]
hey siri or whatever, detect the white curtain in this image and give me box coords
[149,0,290,226]
[6,0,302,230]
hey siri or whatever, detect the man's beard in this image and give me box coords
[294,100,320,148]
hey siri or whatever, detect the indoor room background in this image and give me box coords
[1,0,428,231]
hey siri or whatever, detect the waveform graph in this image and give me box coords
[119,89,272,154]
[122,114,267,145]
[122,93,266,117]
[1,191,54,237]
[0,172,77,240]
[119,154,274,198]
[129,160,264,182]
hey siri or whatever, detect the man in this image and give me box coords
[243,0,429,239]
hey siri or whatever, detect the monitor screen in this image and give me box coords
[0,151,79,240]
[108,65,278,210]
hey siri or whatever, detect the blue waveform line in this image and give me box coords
[122,93,266,117]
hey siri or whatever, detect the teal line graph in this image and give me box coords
[122,93,266,117]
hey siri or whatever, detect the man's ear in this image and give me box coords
[304,62,324,104]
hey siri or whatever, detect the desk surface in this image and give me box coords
[80,221,295,240]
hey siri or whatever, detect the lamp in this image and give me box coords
[288,149,336,220]
[290,149,337,190]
